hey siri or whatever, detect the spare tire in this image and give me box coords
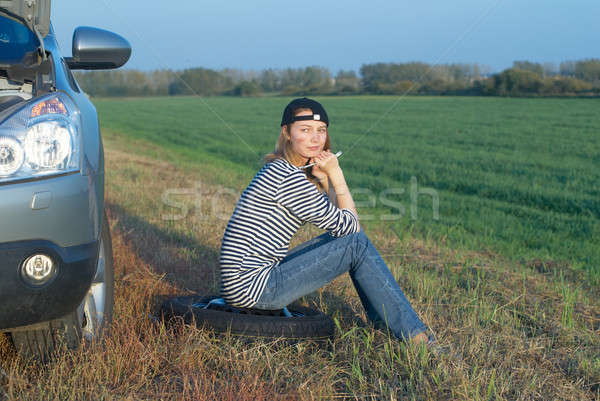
[160,295,334,342]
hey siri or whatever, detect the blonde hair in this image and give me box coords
[264,107,331,192]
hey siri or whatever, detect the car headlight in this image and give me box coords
[0,93,81,183]
[0,136,25,176]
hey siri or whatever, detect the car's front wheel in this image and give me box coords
[78,211,115,341]
[11,212,114,361]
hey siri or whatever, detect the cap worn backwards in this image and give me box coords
[280,97,329,127]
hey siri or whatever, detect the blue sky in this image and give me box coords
[51,0,599,73]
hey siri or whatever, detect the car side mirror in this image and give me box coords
[65,26,131,70]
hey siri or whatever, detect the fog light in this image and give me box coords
[21,254,57,286]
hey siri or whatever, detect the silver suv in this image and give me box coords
[0,1,130,359]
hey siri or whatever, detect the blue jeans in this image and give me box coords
[254,230,430,341]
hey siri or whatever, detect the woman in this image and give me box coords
[219,97,433,346]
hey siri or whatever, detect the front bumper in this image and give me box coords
[0,171,104,330]
[0,239,99,330]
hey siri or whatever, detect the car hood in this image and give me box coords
[0,0,51,37]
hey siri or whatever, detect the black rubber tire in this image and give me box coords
[10,313,82,362]
[160,295,335,342]
[97,211,115,334]
[11,211,114,361]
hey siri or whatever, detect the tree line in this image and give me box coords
[73,59,600,97]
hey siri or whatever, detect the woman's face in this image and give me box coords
[287,110,328,164]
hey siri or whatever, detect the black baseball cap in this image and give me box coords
[280,97,329,127]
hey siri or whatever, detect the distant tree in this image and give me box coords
[418,78,446,94]
[259,68,280,92]
[169,68,233,95]
[512,61,544,77]
[359,63,385,92]
[281,85,302,96]
[574,59,600,82]
[74,70,156,97]
[360,62,431,93]
[72,59,600,98]
[230,80,263,97]
[359,62,484,94]
[559,61,576,77]
[393,80,417,94]
[472,77,496,95]
[280,68,302,89]
[542,62,557,77]
[220,68,259,85]
[334,70,360,94]
[543,76,592,95]
[489,68,544,96]
[148,69,175,96]
[302,66,333,90]
[435,63,475,82]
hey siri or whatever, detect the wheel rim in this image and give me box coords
[79,238,107,341]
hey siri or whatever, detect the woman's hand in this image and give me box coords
[310,149,340,179]
[311,162,328,183]
[312,150,359,230]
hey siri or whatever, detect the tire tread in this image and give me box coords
[160,296,335,342]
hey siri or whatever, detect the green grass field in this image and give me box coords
[94,95,600,284]
[2,95,599,400]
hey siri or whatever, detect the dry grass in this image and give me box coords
[1,138,599,400]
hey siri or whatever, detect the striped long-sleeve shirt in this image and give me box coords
[219,157,360,307]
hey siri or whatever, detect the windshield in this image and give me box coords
[0,14,40,64]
